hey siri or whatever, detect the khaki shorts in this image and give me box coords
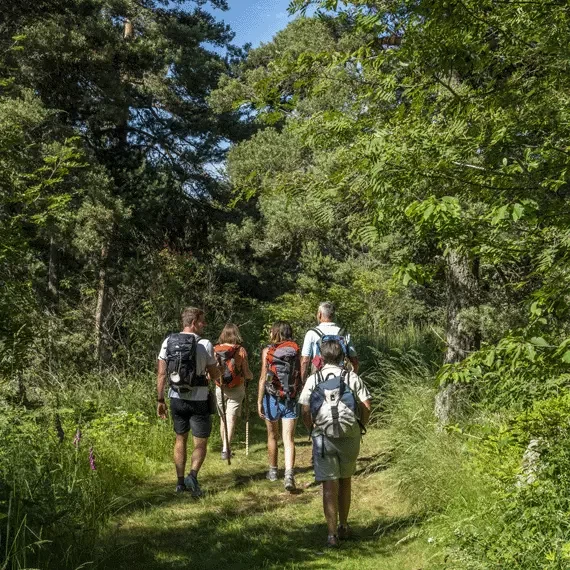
[312,434,361,481]
[216,384,246,418]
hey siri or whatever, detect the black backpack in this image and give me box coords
[166,333,207,393]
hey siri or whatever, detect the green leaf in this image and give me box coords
[530,337,549,347]
[512,203,524,221]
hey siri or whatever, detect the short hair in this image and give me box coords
[270,321,293,344]
[318,301,335,320]
[320,340,343,364]
[181,307,204,328]
[218,323,243,345]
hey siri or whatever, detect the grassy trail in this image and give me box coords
[91,425,430,569]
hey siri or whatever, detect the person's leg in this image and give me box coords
[184,408,212,497]
[225,387,244,452]
[216,386,228,451]
[338,477,352,526]
[190,436,208,474]
[174,432,189,477]
[265,419,279,468]
[322,479,340,536]
[281,418,297,470]
[226,413,238,450]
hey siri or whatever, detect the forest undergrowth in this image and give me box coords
[2,326,570,569]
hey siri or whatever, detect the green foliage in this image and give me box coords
[438,333,570,410]
[0,374,171,569]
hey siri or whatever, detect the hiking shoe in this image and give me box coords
[326,535,339,548]
[220,450,233,460]
[183,473,204,498]
[266,467,278,482]
[284,470,296,492]
[337,524,352,540]
[175,483,186,494]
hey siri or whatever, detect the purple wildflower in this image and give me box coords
[89,446,97,471]
[73,429,82,447]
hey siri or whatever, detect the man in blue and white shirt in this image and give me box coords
[300,301,359,382]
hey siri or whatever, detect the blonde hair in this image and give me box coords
[269,321,293,344]
[217,323,243,345]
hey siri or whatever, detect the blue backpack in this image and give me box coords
[310,327,350,369]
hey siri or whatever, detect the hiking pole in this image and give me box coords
[220,383,231,465]
[244,381,249,457]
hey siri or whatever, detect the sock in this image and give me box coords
[190,469,198,479]
[177,476,185,486]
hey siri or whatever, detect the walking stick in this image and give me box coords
[220,382,231,466]
[244,381,249,457]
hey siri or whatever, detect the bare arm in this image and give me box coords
[349,356,359,374]
[257,348,268,419]
[301,356,311,383]
[360,399,371,426]
[241,349,253,381]
[206,363,221,383]
[301,404,312,432]
[157,359,168,419]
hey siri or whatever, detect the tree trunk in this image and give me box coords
[435,250,480,424]
[95,241,112,364]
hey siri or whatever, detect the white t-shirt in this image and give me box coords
[158,332,216,401]
[298,364,371,437]
[301,322,357,359]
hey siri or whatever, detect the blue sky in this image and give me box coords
[210,0,300,48]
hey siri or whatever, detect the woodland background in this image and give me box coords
[2,0,570,568]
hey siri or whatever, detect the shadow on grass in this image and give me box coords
[91,508,421,570]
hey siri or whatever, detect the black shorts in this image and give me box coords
[170,398,212,437]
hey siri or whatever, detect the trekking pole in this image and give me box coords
[244,381,250,457]
[220,383,231,466]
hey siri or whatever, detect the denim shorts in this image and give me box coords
[262,393,298,422]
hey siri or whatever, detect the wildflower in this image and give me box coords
[89,446,97,471]
[73,428,82,447]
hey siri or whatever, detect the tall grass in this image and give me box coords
[0,372,173,569]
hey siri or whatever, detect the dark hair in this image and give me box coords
[270,321,293,344]
[320,340,343,364]
[218,323,243,345]
[181,307,204,328]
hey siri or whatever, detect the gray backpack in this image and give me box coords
[309,369,365,438]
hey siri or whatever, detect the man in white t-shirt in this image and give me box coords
[299,339,371,548]
[300,301,359,382]
[157,307,220,496]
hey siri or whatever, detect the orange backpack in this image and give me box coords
[214,344,244,389]
[265,341,301,400]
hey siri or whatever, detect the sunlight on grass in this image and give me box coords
[90,428,432,570]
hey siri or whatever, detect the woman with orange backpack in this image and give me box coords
[257,321,301,492]
[214,324,253,460]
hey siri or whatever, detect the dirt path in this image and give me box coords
[90,430,428,569]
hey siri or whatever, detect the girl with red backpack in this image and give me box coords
[214,324,253,460]
[257,321,301,492]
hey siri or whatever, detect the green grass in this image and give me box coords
[83,425,436,570]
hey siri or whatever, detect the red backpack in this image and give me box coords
[214,344,244,389]
[265,341,301,400]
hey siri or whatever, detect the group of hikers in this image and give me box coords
[156,302,372,548]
